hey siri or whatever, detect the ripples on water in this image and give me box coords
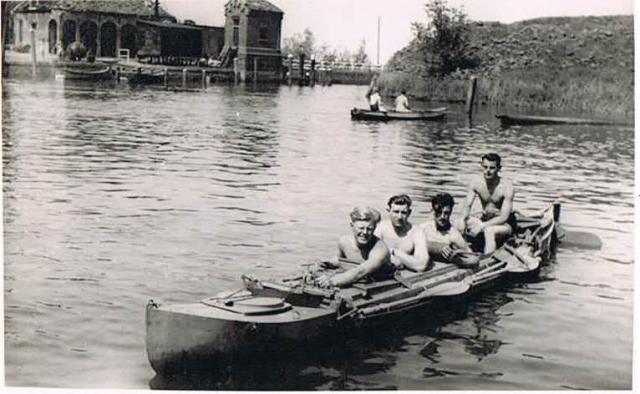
[2,80,634,389]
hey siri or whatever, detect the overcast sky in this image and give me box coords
[163,0,634,63]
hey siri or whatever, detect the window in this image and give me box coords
[258,25,268,46]
[18,19,23,43]
[232,17,239,46]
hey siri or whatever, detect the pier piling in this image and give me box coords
[29,24,37,80]
[466,76,477,120]
[253,58,258,84]
[163,68,168,89]
[182,68,187,88]
[201,69,207,89]
[287,55,293,86]
[233,57,238,84]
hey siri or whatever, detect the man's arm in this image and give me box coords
[479,183,514,229]
[392,230,430,272]
[456,181,478,231]
[329,241,389,287]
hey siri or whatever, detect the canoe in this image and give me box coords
[146,203,559,374]
[123,69,165,84]
[496,114,631,127]
[351,107,447,121]
[63,66,114,81]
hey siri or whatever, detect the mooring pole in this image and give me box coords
[201,69,206,89]
[30,24,37,80]
[233,57,238,85]
[163,67,168,89]
[182,68,187,88]
[466,76,477,120]
[287,54,293,86]
[253,57,258,84]
[298,52,305,86]
[310,55,316,87]
[115,66,120,83]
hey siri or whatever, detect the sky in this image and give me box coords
[163,0,634,64]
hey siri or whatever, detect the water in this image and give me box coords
[2,79,634,389]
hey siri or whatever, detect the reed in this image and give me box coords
[377,67,633,118]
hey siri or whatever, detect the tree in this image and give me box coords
[412,0,479,75]
[352,39,369,65]
[282,28,315,58]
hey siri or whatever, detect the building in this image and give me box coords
[220,0,283,81]
[10,0,224,62]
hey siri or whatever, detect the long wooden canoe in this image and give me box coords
[351,107,447,121]
[63,66,114,81]
[145,204,559,375]
[496,114,632,127]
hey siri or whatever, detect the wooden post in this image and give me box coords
[30,25,37,80]
[310,56,316,87]
[115,67,120,82]
[233,57,238,84]
[253,57,258,83]
[201,69,207,89]
[182,68,187,88]
[287,55,293,86]
[163,67,168,89]
[298,52,305,86]
[466,76,477,119]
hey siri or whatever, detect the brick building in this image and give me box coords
[10,0,224,61]
[220,0,283,81]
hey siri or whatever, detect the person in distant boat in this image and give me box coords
[368,87,385,112]
[424,193,478,267]
[317,206,394,287]
[375,194,430,272]
[456,153,516,254]
[395,90,410,112]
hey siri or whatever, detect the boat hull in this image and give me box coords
[496,114,629,126]
[351,108,446,121]
[146,205,558,374]
[63,67,114,81]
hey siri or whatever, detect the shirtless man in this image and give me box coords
[375,194,429,272]
[423,193,477,267]
[456,153,515,254]
[318,206,394,287]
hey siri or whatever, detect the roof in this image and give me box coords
[12,0,174,18]
[138,19,202,31]
[225,0,283,14]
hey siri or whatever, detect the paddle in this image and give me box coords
[425,279,471,297]
[556,224,603,250]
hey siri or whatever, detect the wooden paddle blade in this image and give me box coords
[426,280,471,297]
[557,225,603,250]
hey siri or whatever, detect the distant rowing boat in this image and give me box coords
[496,114,632,127]
[351,107,447,121]
[63,66,113,81]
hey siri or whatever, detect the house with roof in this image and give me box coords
[10,0,225,62]
[220,0,283,81]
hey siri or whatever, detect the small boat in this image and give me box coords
[351,107,447,121]
[145,204,560,375]
[123,68,165,85]
[496,114,631,127]
[63,66,114,81]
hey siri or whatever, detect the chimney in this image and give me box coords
[154,0,159,18]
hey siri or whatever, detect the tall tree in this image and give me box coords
[412,0,479,75]
[282,28,315,58]
[352,39,369,65]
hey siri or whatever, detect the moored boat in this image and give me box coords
[63,66,114,81]
[496,114,631,127]
[351,107,447,121]
[123,68,165,84]
[146,204,559,375]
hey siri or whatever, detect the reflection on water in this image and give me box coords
[2,79,633,389]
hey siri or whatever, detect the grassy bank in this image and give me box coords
[381,15,633,118]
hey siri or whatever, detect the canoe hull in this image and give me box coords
[146,205,558,375]
[496,114,628,126]
[351,108,446,121]
[63,67,113,81]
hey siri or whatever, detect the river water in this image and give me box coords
[2,79,634,390]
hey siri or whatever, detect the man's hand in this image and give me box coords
[466,217,484,237]
[316,274,334,288]
[442,244,455,261]
[390,248,405,270]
